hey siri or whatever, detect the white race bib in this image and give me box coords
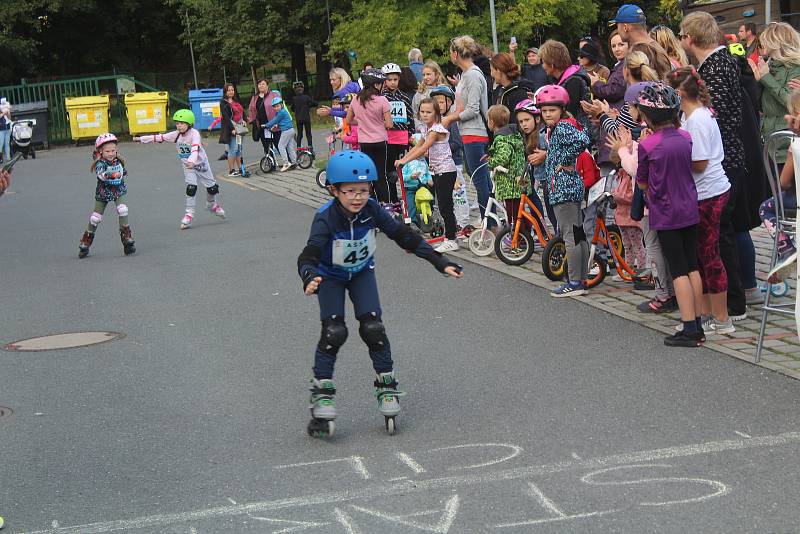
[389,101,407,124]
[177,143,191,159]
[332,230,376,272]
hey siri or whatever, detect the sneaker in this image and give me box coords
[633,275,655,290]
[551,281,587,298]
[227,169,239,177]
[435,239,460,252]
[675,315,711,332]
[636,295,677,313]
[280,163,292,172]
[745,286,765,306]
[705,317,735,335]
[729,312,748,322]
[611,273,628,282]
[664,330,703,347]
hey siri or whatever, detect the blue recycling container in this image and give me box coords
[189,88,223,130]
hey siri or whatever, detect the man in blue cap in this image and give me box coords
[609,4,652,47]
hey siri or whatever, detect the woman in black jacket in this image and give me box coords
[490,52,536,124]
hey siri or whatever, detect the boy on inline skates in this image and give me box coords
[298,150,463,437]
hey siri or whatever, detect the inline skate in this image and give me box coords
[119,225,136,255]
[375,372,404,435]
[308,378,336,438]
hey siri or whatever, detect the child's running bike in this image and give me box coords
[542,170,628,286]
[468,166,509,256]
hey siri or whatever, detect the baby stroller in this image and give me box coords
[11,120,35,159]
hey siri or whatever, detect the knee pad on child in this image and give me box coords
[116,203,128,217]
[318,316,348,355]
[90,212,103,225]
[186,184,198,197]
[206,184,219,196]
[358,312,388,351]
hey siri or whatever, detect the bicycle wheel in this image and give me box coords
[541,237,567,281]
[607,225,624,264]
[494,226,535,266]
[315,168,327,188]
[468,228,495,256]
[260,155,275,174]
[297,150,313,169]
[584,255,607,289]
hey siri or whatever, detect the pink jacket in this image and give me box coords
[340,124,359,150]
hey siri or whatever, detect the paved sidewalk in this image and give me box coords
[218,166,800,379]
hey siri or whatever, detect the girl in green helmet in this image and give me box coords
[134,109,226,230]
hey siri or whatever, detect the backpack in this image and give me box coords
[576,150,600,190]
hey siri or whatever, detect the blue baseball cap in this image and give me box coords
[609,4,646,25]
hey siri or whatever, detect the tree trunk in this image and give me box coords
[314,48,332,100]
[290,43,309,87]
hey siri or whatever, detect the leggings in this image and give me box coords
[87,196,128,232]
[360,141,391,203]
[315,268,391,379]
[642,215,674,299]
[697,191,729,294]
[658,225,699,279]
[295,121,313,148]
[720,166,746,314]
[620,226,646,269]
[503,198,532,233]
[433,171,458,239]
[553,202,589,282]
[385,143,408,203]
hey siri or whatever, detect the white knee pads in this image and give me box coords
[89,212,103,225]
[116,204,128,217]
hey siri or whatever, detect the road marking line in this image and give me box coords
[245,514,331,532]
[19,430,800,534]
[226,498,237,505]
[349,495,459,533]
[273,456,371,480]
[217,176,258,191]
[425,443,523,470]
[734,431,751,439]
[333,508,362,534]
[496,509,618,528]
[526,482,566,518]
[397,452,426,473]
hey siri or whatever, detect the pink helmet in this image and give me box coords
[514,98,541,115]
[534,85,569,107]
[95,133,118,149]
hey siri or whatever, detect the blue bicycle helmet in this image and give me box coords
[430,84,455,101]
[271,96,283,106]
[325,150,377,184]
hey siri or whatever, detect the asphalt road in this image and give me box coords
[1,140,800,533]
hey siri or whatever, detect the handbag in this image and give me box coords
[233,120,249,136]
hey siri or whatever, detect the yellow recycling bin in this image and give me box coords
[124,92,169,134]
[65,95,110,141]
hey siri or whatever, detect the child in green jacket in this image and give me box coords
[487,105,527,229]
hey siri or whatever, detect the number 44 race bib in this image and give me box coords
[332,230,377,272]
[389,101,407,124]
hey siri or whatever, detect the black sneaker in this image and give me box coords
[664,330,703,347]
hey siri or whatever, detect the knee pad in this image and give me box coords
[573,224,587,245]
[89,211,103,225]
[358,313,388,352]
[318,316,348,355]
[206,184,219,196]
[186,184,198,197]
[116,203,128,217]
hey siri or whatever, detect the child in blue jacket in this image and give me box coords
[297,151,462,437]
[264,96,297,171]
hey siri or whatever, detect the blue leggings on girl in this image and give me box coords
[314,268,392,379]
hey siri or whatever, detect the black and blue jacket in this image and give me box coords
[298,198,454,286]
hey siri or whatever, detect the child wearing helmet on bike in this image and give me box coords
[536,85,590,297]
[134,109,226,230]
[382,62,414,204]
[298,150,462,438]
[635,83,704,347]
[77,133,135,258]
[263,97,297,172]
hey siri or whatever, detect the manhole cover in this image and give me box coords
[2,331,125,352]
[0,407,12,417]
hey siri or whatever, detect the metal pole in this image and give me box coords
[489,0,499,54]
[185,11,199,89]
[765,0,771,24]
[325,0,332,43]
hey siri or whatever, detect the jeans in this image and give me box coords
[278,128,297,164]
[553,202,589,282]
[0,129,9,161]
[462,141,491,224]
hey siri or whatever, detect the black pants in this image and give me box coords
[296,121,313,149]
[657,225,699,279]
[719,166,746,315]
[433,171,458,239]
[385,143,407,204]
[261,129,281,155]
[360,141,391,203]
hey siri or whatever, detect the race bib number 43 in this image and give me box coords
[332,230,376,272]
[389,101,407,124]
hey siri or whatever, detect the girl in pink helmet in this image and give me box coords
[535,85,590,297]
[77,133,135,258]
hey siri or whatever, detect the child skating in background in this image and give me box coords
[486,105,528,231]
[396,98,460,252]
[635,83,704,347]
[298,150,462,437]
[536,85,590,297]
[134,109,226,229]
[78,133,135,258]
[431,85,471,229]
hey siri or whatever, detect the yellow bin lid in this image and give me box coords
[125,92,169,104]
[65,95,110,109]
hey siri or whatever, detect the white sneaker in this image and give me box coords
[435,239,460,252]
[280,163,292,172]
[706,317,736,335]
